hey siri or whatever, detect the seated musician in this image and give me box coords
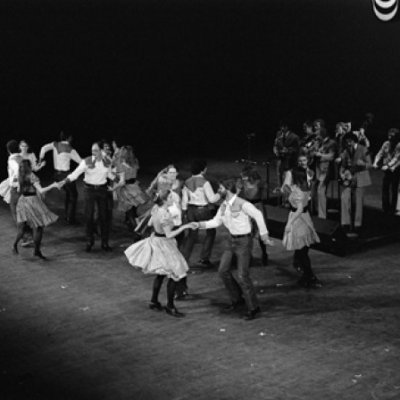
[373,128,400,214]
[339,132,372,235]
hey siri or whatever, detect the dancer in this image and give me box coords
[124,190,197,318]
[63,142,115,252]
[181,159,220,268]
[39,131,82,224]
[111,145,147,231]
[5,140,23,221]
[373,128,400,214]
[20,140,44,172]
[283,166,322,288]
[239,165,269,266]
[13,160,60,259]
[195,178,273,321]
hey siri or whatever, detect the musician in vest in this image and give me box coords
[339,132,372,233]
[39,131,82,224]
[195,178,273,321]
[373,128,400,214]
[64,142,115,251]
[314,126,337,219]
[181,159,220,268]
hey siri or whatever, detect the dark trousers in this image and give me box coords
[218,235,259,311]
[182,205,216,262]
[84,185,109,245]
[382,170,400,213]
[9,187,20,223]
[54,171,78,222]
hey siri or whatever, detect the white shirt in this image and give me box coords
[8,154,20,188]
[181,175,220,210]
[67,157,114,185]
[40,141,81,172]
[204,195,268,236]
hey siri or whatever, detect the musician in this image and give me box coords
[335,122,351,157]
[314,127,337,219]
[300,121,318,167]
[373,128,400,214]
[339,132,372,234]
[273,120,300,188]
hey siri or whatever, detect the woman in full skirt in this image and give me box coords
[13,159,61,259]
[283,166,322,288]
[125,189,197,317]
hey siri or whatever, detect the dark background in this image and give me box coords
[1,0,400,166]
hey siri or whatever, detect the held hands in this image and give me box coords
[187,222,199,230]
[260,233,274,246]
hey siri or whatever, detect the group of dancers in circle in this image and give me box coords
[2,115,397,320]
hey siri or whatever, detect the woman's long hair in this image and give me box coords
[292,167,309,191]
[120,145,138,167]
[18,159,33,193]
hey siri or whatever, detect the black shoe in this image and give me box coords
[195,259,215,269]
[101,243,112,252]
[149,301,163,311]
[221,299,245,313]
[12,243,18,254]
[243,306,261,321]
[164,306,185,318]
[308,276,323,288]
[34,250,47,260]
[85,243,93,252]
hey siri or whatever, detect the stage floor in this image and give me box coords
[1,161,400,400]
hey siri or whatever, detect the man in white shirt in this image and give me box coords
[195,178,273,321]
[6,140,23,222]
[63,142,114,252]
[181,159,220,269]
[39,131,81,224]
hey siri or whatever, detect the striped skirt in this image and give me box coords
[16,194,58,228]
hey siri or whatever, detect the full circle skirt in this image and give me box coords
[283,212,320,251]
[0,179,11,204]
[16,195,58,228]
[124,234,188,281]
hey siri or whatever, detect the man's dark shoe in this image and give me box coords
[243,306,261,321]
[101,243,113,252]
[195,259,215,269]
[221,299,245,313]
[85,242,93,252]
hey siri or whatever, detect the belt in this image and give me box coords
[154,232,166,237]
[188,204,208,208]
[22,192,36,197]
[230,233,252,239]
[84,183,107,189]
[290,206,309,213]
[125,178,136,184]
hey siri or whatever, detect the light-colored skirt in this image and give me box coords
[0,179,11,204]
[125,234,188,281]
[16,195,58,228]
[115,182,147,212]
[283,212,320,251]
